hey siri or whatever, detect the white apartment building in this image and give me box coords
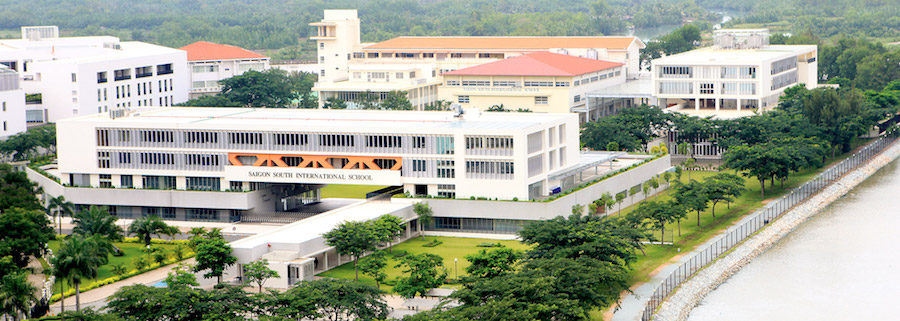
[0,66,26,139]
[310,10,644,110]
[651,29,817,118]
[0,26,188,123]
[179,41,270,99]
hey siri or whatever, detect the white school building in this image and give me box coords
[0,26,188,124]
[0,66,26,139]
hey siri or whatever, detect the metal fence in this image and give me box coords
[641,131,900,320]
[240,211,319,224]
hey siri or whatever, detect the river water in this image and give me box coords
[614,9,748,41]
[687,160,900,320]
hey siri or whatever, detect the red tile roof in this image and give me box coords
[442,52,624,77]
[364,36,641,51]
[179,41,267,61]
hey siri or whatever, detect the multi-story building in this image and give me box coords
[310,10,644,110]
[0,26,188,123]
[438,51,626,122]
[29,107,584,221]
[651,29,817,118]
[179,41,270,99]
[0,66,26,139]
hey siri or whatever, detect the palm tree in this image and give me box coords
[0,272,38,321]
[73,206,124,242]
[52,236,107,311]
[48,196,75,235]
[128,215,180,246]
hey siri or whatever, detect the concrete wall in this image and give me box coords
[425,155,671,221]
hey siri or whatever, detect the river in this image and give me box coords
[687,159,900,320]
[613,9,748,41]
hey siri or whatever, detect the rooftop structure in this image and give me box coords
[438,52,629,120]
[179,41,270,99]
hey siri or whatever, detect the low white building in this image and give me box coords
[0,26,188,123]
[179,41,270,99]
[0,66,26,139]
[651,29,817,118]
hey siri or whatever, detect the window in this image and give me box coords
[97,71,107,83]
[437,184,455,199]
[527,155,543,177]
[114,69,131,81]
[273,133,308,146]
[458,96,470,104]
[156,63,173,75]
[139,130,174,143]
[396,72,404,79]
[318,134,355,147]
[446,81,460,86]
[353,52,365,59]
[700,83,714,94]
[184,131,218,144]
[462,80,489,86]
[71,73,77,82]
[659,66,692,78]
[1,102,5,111]
[771,57,797,75]
[98,151,110,168]
[492,81,518,87]
[535,96,548,105]
[555,82,570,87]
[120,175,133,188]
[135,66,153,78]
[658,82,693,94]
[319,56,325,63]
[465,160,515,179]
[97,129,110,146]
[140,153,175,165]
[192,65,218,73]
[574,80,581,86]
[187,209,219,221]
[413,136,426,148]
[118,152,132,164]
[524,81,553,87]
[319,42,324,49]
[365,135,402,148]
[527,132,542,153]
[771,70,798,90]
[186,177,221,191]
[437,160,455,178]
[412,160,426,172]
[450,53,463,58]
[142,176,176,190]
[185,154,220,167]
[229,132,264,145]
[574,95,581,103]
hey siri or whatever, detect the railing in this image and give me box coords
[366,185,403,201]
[641,130,900,320]
[240,211,319,224]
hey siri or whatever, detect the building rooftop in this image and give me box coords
[652,44,817,66]
[62,107,575,132]
[442,51,623,77]
[179,41,267,61]
[364,36,642,51]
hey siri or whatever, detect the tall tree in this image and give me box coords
[73,206,124,242]
[723,144,779,198]
[127,215,179,246]
[220,69,298,108]
[703,173,745,217]
[243,259,279,292]
[673,180,709,226]
[47,195,75,236]
[323,220,378,281]
[358,250,388,289]
[53,235,108,311]
[372,214,404,252]
[0,272,37,321]
[192,229,237,284]
[464,248,521,279]
[413,202,434,240]
[0,164,42,212]
[394,253,447,298]
[380,90,414,110]
[0,208,54,268]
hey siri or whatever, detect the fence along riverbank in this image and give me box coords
[641,130,900,321]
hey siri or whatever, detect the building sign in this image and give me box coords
[461,87,540,93]
[224,166,402,185]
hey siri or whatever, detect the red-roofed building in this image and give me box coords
[179,41,270,98]
[439,52,628,121]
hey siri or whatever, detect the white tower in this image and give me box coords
[310,10,360,84]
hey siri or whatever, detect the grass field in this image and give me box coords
[47,241,181,294]
[320,184,389,199]
[317,236,530,291]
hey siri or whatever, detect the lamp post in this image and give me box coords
[454,258,458,280]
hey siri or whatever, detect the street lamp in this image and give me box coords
[454,258,458,280]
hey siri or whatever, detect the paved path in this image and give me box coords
[48,259,195,315]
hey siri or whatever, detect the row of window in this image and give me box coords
[465,160,515,180]
[446,80,572,87]
[456,95,548,105]
[97,64,173,83]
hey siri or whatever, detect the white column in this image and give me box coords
[737,98,742,111]
[324,252,329,270]
[695,98,700,111]
[715,98,720,111]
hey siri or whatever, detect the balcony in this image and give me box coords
[97,78,108,84]
[135,72,153,78]
[114,75,131,81]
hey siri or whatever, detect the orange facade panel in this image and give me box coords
[228,153,402,171]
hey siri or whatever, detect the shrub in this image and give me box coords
[391,250,409,259]
[476,242,504,248]
[422,240,443,247]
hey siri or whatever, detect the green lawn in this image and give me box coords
[317,236,530,292]
[47,241,181,294]
[320,184,389,199]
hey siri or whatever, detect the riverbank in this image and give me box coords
[653,137,900,321]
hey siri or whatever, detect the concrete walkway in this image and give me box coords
[48,259,194,315]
